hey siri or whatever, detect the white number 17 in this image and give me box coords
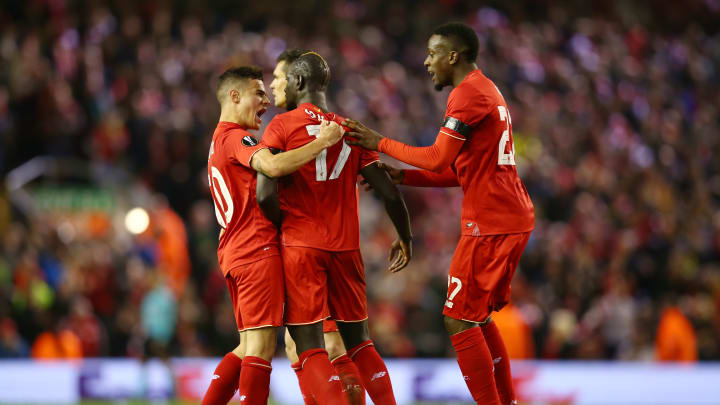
[306,124,351,181]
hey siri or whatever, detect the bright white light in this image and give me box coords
[125,207,150,235]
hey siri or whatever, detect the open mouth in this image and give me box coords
[256,108,267,119]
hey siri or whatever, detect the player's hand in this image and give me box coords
[388,238,412,273]
[378,162,404,185]
[342,118,383,151]
[316,120,345,148]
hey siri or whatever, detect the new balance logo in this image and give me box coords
[472,225,481,236]
[211,374,220,380]
[239,395,247,401]
[493,356,502,364]
[328,375,340,382]
[371,371,387,381]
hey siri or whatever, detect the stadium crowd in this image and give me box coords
[1,0,719,361]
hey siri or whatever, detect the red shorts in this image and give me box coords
[323,320,339,333]
[225,255,284,331]
[282,247,367,325]
[443,232,531,323]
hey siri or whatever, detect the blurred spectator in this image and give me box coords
[494,304,534,359]
[655,306,698,362]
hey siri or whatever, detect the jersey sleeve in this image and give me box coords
[442,85,493,139]
[359,148,380,168]
[226,132,265,169]
[260,116,286,151]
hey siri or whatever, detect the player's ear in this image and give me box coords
[448,50,459,65]
[229,88,240,103]
[295,74,306,92]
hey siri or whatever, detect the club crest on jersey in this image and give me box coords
[242,135,258,146]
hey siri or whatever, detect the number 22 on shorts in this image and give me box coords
[306,124,351,181]
[445,275,462,308]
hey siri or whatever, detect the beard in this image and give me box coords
[434,83,444,91]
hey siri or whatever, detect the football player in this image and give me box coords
[345,22,535,405]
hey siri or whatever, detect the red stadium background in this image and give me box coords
[1,0,719,403]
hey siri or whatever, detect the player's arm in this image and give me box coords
[373,162,460,188]
[250,120,344,178]
[360,162,413,273]
[255,147,283,228]
[256,173,281,229]
[343,119,464,173]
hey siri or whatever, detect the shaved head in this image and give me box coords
[287,52,330,92]
[216,66,264,104]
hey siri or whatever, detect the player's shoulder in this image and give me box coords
[216,126,258,150]
[449,71,500,107]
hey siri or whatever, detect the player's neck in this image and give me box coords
[452,63,479,87]
[218,109,246,128]
[297,92,329,113]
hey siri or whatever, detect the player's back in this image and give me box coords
[448,70,534,236]
[261,103,379,251]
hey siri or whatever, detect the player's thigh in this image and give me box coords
[490,232,531,310]
[226,255,284,331]
[282,246,331,325]
[443,235,519,323]
[327,250,367,322]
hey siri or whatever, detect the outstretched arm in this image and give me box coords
[343,119,464,172]
[360,163,413,272]
[251,120,344,178]
[403,167,460,187]
[369,163,459,188]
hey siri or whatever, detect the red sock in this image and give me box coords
[332,353,366,405]
[481,321,516,405]
[237,356,272,405]
[298,348,349,405]
[201,352,243,405]
[292,361,318,405]
[450,327,501,405]
[347,340,396,405]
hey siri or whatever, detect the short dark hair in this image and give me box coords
[288,52,330,91]
[277,48,308,64]
[432,22,479,62]
[217,66,263,102]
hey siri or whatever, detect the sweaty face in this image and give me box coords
[270,61,288,108]
[424,34,454,91]
[237,79,270,130]
[284,72,299,111]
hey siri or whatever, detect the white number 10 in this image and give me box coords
[306,124,351,181]
[497,105,516,166]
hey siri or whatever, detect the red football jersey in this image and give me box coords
[207,121,280,275]
[261,103,379,250]
[441,70,534,236]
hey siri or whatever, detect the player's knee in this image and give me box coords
[284,330,299,363]
[336,320,369,350]
[287,323,324,355]
[324,331,347,360]
[244,327,277,361]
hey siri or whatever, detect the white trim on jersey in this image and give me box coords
[440,130,466,141]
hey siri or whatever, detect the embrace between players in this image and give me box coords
[204,22,534,405]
